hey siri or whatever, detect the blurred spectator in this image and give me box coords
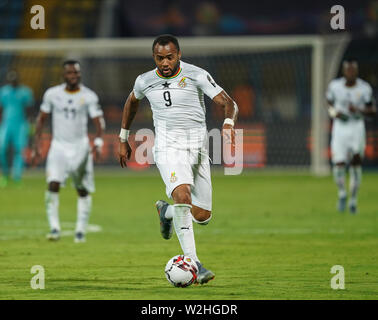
[219,14,247,35]
[364,0,378,37]
[2,0,375,39]
[0,70,34,187]
[114,0,135,37]
[192,2,220,36]
[148,1,189,36]
[317,9,333,34]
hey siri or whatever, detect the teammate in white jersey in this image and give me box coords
[32,60,105,242]
[326,60,376,213]
[118,34,238,284]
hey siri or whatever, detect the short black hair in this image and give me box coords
[343,58,358,64]
[152,34,180,52]
[63,59,80,68]
[342,58,358,67]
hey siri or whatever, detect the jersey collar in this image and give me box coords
[342,77,358,88]
[64,86,81,94]
[156,65,182,79]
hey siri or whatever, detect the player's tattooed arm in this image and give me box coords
[31,111,49,165]
[212,90,238,146]
[213,90,238,122]
[119,91,139,168]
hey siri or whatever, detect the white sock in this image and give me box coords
[45,191,60,231]
[349,166,362,205]
[75,195,92,234]
[172,204,200,263]
[165,205,174,220]
[333,165,346,198]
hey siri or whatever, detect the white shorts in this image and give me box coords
[331,120,366,164]
[154,146,212,211]
[46,140,95,193]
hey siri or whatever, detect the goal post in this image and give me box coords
[311,34,351,175]
[0,35,351,174]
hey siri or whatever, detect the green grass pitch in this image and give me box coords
[0,169,377,300]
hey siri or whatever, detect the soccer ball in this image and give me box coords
[165,255,198,287]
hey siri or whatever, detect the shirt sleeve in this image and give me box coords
[326,82,335,103]
[88,92,103,119]
[40,90,52,113]
[363,84,373,104]
[195,70,223,99]
[133,75,145,100]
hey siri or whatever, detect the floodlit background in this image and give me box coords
[0,0,377,171]
[0,0,377,300]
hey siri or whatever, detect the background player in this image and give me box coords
[118,34,238,284]
[32,60,105,242]
[0,70,34,187]
[326,59,376,213]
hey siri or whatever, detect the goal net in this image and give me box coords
[0,35,350,174]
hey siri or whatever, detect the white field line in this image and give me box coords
[195,227,376,235]
[0,220,102,241]
[1,220,376,240]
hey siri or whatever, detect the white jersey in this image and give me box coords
[133,60,223,150]
[326,77,373,124]
[327,77,372,163]
[40,83,103,145]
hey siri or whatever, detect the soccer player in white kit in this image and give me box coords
[326,60,376,213]
[32,60,105,242]
[118,35,238,284]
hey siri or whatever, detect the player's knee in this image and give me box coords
[77,188,89,197]
[48,181,60,193]
[351,154,361,166]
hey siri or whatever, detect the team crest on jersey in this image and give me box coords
[178,77,187,88]
[170,172,177,183]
